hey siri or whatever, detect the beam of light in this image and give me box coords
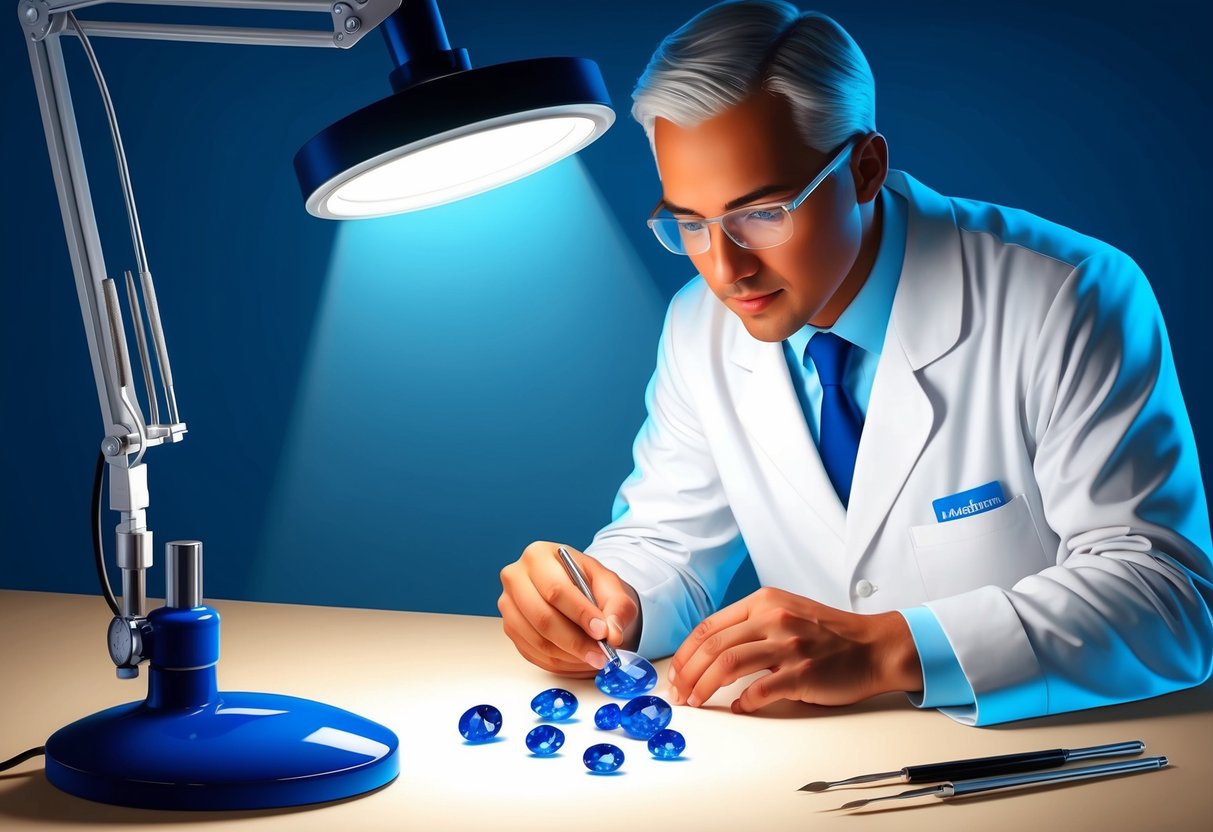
[249,156,668,614]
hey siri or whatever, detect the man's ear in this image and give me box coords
[851,131,888,204]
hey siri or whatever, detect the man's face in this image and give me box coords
[653,91,880,342]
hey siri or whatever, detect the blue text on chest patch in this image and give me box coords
[932,481,1006,523]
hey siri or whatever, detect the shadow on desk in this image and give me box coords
[0,770,392,825]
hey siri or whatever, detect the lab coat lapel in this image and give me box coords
[735,340,848,543]
[846,171,964,564]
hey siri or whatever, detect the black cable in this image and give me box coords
[93,451,120,617]
[0,747,45,772]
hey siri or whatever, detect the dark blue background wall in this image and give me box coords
[2,0,1209,617]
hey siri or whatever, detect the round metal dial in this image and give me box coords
[107,616,138,666]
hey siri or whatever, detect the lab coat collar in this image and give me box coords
[883,169,965,371]
[729,169,963,374]
[784,185,907,361]
[732,169,962,551]
[841,169,963,564]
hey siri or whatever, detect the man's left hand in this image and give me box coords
[666,587,923,713]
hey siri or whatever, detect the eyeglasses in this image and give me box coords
[646,140,855,256]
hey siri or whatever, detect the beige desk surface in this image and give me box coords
[1,589,1210,831]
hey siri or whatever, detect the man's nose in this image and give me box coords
[707,225,758,285]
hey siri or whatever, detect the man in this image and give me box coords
[497,0,1213,725]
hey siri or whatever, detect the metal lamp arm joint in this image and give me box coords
[21,0,403,49]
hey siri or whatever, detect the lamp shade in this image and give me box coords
[294,56,614,218]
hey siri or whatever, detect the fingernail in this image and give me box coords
[687,694,701,708]
[589,618,607,639]
[668,685,680,704]
[584,650,606,669]
[667,666,677,684]
[607,615,622,638]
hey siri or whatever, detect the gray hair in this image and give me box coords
[631,0,875,160]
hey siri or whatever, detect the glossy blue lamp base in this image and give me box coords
[44,605,399,810]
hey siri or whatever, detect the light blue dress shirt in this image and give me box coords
[780,187,975,709]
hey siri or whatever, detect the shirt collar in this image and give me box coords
[785,185,907,362]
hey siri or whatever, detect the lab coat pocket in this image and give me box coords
[909,495,1049,599]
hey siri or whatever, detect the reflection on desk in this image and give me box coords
[1,590,1210,831]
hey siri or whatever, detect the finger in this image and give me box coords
[497,589,601,674]
[498,593,594,672]
[507,630,598,678]
[531,545,616,643]
[672,617,764,705]
[668,598,755,690]
[732,668,800,714]
[506,564,607,669]
[684,637,779,709]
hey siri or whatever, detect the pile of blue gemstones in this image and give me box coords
[459,676,688,773]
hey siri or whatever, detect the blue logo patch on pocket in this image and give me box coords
[933,481,1006,523]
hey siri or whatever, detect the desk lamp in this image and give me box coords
[19,0,613,810]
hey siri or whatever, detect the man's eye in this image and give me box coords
[679,220,706,233]
[746,209,781,222]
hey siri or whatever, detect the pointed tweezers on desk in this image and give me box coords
[839,755,1168,810]
[800,739,1144,791]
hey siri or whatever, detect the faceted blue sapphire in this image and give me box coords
[620,695,672,739]
[594,703,621,730]
[647,729,685,759]
[458,704,502,742]
[525,724,565,756]
[595,651,658,699]
[530,688,578,720]
[583,743,625,773]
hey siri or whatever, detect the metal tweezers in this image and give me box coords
[837,755,1168,810]
[801,740,1145,791]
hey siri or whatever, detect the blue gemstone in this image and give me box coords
[525,724,565,756]
[648,729,686,759]
[458,704,502,742]
[583,743,625,773]
[620,695,672,739]
[594,652,658,699]
[594,703,622,730]
[530,688,578,721]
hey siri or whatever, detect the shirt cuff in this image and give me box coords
[898,606,975,709]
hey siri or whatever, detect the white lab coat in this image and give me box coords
[587,169,1213,725]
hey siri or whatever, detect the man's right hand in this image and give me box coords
[498,542,641,677]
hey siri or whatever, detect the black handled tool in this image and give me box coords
[799,740,1145,791]
[838,755,1168,810]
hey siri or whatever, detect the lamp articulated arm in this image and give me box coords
[18,0,402,674]
[25,0,612,809]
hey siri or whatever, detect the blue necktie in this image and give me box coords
[806,331,864,508]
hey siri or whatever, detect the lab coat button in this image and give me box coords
[854,579,875,598]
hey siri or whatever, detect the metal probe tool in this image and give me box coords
[801,739,1145,791]
[837,754,1168,810]
[556,546,621,669]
